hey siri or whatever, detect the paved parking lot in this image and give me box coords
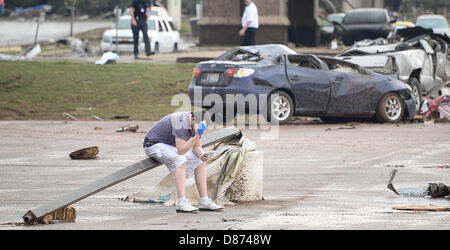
[0,120,449,229]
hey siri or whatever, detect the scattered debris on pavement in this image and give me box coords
[90,115,104,121]
[325,124,356,131]
[69,146,99,160]
[387,169,449,198]
[63,112,78,120]
[116,124,139,133]
[111,115,130,120]
[421,95,450,120]
[40,206,77,224]
[95,51,118,65]
[393,205,450,212]
[61,37,93,57]
[0,44,41,61]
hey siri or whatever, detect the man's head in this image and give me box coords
[245,0,252,6]
[190,111,208,130]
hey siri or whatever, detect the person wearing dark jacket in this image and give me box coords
[130,0,152,59]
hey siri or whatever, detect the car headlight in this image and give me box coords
[234,68,255,78]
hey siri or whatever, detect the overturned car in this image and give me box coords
[337,29,450,112]
[188,44,416,124]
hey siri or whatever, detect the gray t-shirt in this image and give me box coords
[144,112,195,147]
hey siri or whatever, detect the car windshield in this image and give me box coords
[343,10,387,24]
[116,18,131,29]
[416,18,449,29]
[147,20,157,31]
[114,18,156,30]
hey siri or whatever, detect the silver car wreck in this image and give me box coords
[337,30,450,111]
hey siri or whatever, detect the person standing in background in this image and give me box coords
[130,0,152,59]
[0,0,5,17]
[239,0,259,46]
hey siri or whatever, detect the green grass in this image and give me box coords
[0,61,195,120]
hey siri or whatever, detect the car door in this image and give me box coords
[324,59,377,115]
[285,55,331,114]
[167,20,179,50]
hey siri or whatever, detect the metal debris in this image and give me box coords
[116,124,139,133]
[387,169,449,198]
[63,112,78,120]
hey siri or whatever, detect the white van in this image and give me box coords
[101,15,181,54]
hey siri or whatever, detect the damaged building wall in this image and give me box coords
[198,0,388,46]
[198,0,289,46]
[288,0,320,47]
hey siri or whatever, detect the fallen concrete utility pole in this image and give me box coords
[22,128,242,224]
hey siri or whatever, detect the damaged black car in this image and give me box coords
[334,8,397,46]
[188,44,416,124]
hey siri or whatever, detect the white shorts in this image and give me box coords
[144,143,203,179]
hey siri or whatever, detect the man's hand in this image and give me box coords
[132,19,137,26]
[239,28,246,37]
[200,153,210,162]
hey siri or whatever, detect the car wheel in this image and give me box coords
[376,93,404,123]
[267,91,294,125]
[408,77,422,113]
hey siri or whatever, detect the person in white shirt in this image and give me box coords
[239,0,259,46]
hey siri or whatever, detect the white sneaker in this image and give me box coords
[199,198,224,212]
[176,199,199,213]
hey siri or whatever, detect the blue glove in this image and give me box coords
[197,121,207,137]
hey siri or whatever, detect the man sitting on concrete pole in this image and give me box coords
[143,112,224,213]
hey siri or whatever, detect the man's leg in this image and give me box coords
[194,161,208,198]
[191,158,223,212]
[140,21,151,56]
[244,28,256,46]
[174,163,187,199]
[145,144,198,213]
[132,24,140,58]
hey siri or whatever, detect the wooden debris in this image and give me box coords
[69,146,99,160]
[39,206,77,224]
[393,205,450,212]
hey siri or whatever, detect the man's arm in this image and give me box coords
[175,133,200,156]
[130,7,137,26]
[192,138,208,161]
[239,21,251,36]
